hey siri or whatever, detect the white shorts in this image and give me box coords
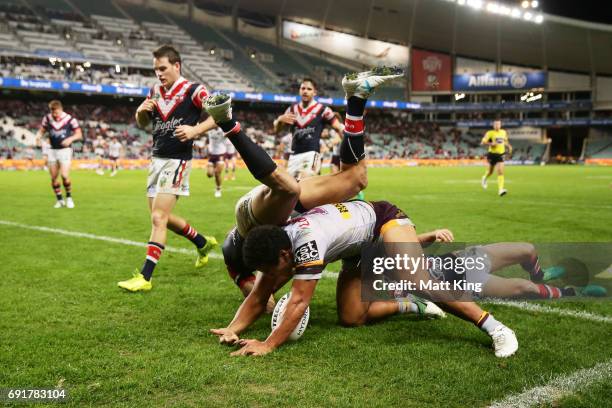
[287,151,321,179]
[235,184,267,237]
[146,157,192,198]
[95,148,105,157]
[453,246,493,298]
[47,148,72,165]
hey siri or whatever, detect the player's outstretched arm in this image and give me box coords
[210,272,279,345]
[175,116,217,142]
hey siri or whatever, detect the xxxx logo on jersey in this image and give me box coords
[334,203,351,219]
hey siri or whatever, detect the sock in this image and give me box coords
[347,96,367,117]
[521,255,543,282]
[220,120,277,180]
[141,241,164,281]
[180,224,207,249]
[52,181,62,200]
[397,300,418,314]
[476,311,502,335]
[497,175,505,191]
[63,180,72,198]
[537,284,562,299]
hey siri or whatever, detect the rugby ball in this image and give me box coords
[271,293,310,341]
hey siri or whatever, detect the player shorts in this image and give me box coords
[287,151,322,179]
[371,200,414,240]
[234,184,267,237]
[487,152,504,165]
[331,154,341,167]
[224,152,235,160]
[146,157,191,198]
[95,148,105,157]
[47,148,72,165]
[208,154,224,165]
[428,246,493,298]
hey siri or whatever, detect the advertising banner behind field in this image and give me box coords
[453,72,547,91]
[283,20,409,67]
[411,49,452,92]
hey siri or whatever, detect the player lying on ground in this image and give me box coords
[431,242,607,299]
[204,67,403,310]
[117,45,218,292]
[35,99,82,209]
[210,199,519,358]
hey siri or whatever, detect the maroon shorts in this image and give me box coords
[224,152,235,160]
[370,200,413,239]
[208,154,223,164]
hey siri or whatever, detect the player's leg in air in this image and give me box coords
[209,67,403,302]
[59,151,74,208]
[118,161,217,292]
[336,203,519,358]
[48,157,64,208]
[207,155,224,198]
[466,243,607,298]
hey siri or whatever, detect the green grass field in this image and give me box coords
[1,165,611,407]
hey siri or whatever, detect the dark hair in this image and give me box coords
[301,77,317,90]
[153,45,181,65]
[242,225,292,270]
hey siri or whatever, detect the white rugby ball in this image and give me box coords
[271,293,310,341]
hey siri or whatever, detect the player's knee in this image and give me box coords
[522,243,537,259]
[62,177,71,185]
[150,210,169,228]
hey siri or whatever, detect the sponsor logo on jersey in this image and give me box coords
[294,240,320,265]
[334,203,351,219]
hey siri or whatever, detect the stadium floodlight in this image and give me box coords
[523,11,533,20]
[209,47,216,55]
[455,93,466,101]
[511,8,521,18]
[535,14,544,23]
[467,0,483,9]
[457,0,466,5]
[531,0,539,8]
[521,0,529,8]
[486,2,499,13]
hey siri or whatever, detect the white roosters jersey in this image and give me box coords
[284,201,377,280]
[207,128,227,155]
[224,137,236,154]
[108,141,122,158]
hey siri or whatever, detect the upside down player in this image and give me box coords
[211,199,519,358]
[273,78,345,180]
[205,68,404,311]
[481,119,512,196]
[118,45,217,292]
[35,100,82,209]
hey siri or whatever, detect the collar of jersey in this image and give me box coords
[159,77,188,100]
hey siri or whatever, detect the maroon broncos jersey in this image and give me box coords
[41,112,80,149]
[147,77,208,160]
[285,101,337,154]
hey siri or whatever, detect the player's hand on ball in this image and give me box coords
[434,229,454,242]
[175,125,198,141]
[210,328,239,345]
[231,339,273,356]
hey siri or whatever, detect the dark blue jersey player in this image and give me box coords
[35,99,82,208]
[274,78,343,179]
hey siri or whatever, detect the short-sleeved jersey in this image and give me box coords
[147,77,208,160]
[224,137,236,155]
[284,201,377,280]
[108,141,122,157]
[286,101,337,155]
[482,129,508,154]
[40,112,80,149]
[207,128,227,155]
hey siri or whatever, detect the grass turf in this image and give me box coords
[0,165,611,407]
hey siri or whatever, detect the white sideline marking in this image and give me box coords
[488,359,612,408]
[2,219,612,325]
[0,220,222,259]
[485,299,612,324]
